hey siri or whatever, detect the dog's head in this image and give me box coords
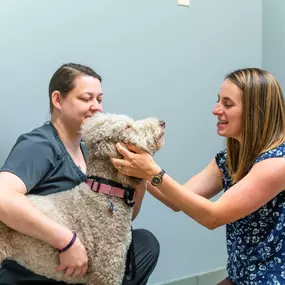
[81,113,165,159]
[126,117,165,155]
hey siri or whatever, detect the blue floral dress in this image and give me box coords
[215,143,285,285]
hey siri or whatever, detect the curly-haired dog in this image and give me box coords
[0,113,165,285]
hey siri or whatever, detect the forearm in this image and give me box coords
[112,144,221,226]
[156,175,219,229]
[132,181,147,221]
[0,192,73,249]
[132,204,141,221]
[147,182,180,211]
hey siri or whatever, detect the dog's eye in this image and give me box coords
[126,124,132,129]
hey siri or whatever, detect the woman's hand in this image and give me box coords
[56,237,88,278]
[111,143,161,180]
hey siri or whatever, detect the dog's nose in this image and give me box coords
[159,120,166,128]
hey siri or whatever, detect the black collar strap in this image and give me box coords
[87,176,135,207]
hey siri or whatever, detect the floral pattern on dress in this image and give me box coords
[215,144,285,285]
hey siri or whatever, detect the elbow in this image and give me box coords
[171,206,180,212]
[201,205,227,230]
[201,216,225,230]
[205,222,219,230]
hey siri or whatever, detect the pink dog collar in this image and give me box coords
[87,179,125,198]
[86,177,136,208]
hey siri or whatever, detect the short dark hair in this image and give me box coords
[48,63,102,113]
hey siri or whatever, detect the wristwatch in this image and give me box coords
[151,169,166,186]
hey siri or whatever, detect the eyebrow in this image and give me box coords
[81,92,104,97]
[217,94,233,101]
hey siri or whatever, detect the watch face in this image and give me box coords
[152,176,161,185]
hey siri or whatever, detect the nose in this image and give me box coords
[159,120,166,128]
[212,103,223,116]
[90,101,103,114]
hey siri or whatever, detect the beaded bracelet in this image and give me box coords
[58,232,77,253]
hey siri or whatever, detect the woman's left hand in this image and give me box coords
[111,143,161,180]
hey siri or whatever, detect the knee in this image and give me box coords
[134,229,160,263]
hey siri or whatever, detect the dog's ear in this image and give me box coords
[119,124,138,144]
[82,113,139,158]
[119,123,133,138]
[86,140,121,159]
[119,124,150,153]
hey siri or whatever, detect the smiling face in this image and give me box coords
[52,75,103,129]
[212,79,243,141]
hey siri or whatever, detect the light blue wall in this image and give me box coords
[0,1,262,284]
[262,0,285,91]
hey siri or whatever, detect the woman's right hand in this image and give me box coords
[111,143,161,180]
[56,237,89,278]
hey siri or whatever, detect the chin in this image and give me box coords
[82,117,92,124]
[217,130,226,137]
[217,132,232,140]
[218,132,240,142]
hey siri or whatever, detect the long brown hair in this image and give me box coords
[225,68,285,182]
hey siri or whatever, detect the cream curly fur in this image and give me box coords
[0,113,165,285]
